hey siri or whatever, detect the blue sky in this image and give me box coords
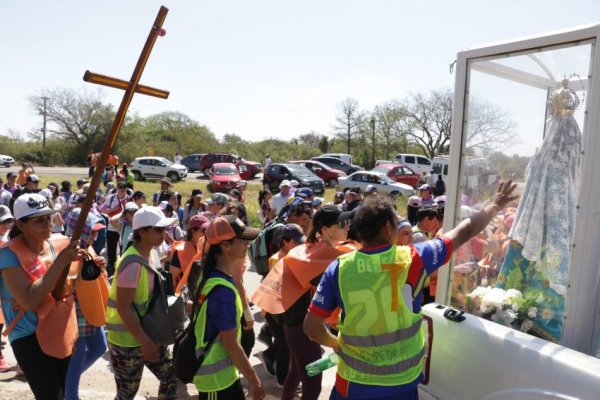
[1,0,598,144]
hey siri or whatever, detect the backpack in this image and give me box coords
[248,219,285,276]
[125,254,185,345]
[173,284,218,384]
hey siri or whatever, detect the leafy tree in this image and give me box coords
[28,88,115,163]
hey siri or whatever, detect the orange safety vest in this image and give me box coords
[170,240,200,276]
[251,241,352,315]
[1,234,79,358]
[16,170,29,186]
[175,236,206,295]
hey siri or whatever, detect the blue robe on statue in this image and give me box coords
[497,114,581,342]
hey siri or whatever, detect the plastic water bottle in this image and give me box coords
[305,353,339,376]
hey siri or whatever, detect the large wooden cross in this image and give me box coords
[54,6,170,298]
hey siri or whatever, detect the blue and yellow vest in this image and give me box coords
[337,245,425,386]
[193,277,243,392]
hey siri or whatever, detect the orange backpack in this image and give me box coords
[1,234,79,359]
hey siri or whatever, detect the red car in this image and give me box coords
[199,153,261,179]
[371,163,420,187]
[289,160,347,187]
[209,163,241,192]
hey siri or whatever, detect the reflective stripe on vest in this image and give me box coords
[105,246,151,347]
[337,245,425,386]
[197,357,233,375]
[193,277,242,392]
[105,298,148,311]
[340,318,422,347]
[339,347,426,376]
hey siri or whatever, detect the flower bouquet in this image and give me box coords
[465,286,544,333]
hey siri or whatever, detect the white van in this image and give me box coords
[432,155,497,189]
[392,153,432,175]
[320,153,353,165]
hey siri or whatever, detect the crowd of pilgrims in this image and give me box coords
[0,164,516,400]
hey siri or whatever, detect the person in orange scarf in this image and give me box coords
[280,205,354,400]
[170,214,209,292]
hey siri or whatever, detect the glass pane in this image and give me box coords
[450,41,593,344]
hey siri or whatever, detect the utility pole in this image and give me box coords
[41,96,49,149]
[370,116,376,168]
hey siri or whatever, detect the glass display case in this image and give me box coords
[435,24,600,356]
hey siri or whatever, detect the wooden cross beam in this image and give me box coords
[54,6,170,299]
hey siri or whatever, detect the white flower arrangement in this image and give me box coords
[467,286,541,333]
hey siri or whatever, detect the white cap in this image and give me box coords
[124,202,139,212]
[39,188,53,199]
[0,205,14,223]
[280,180,291,188]
[132,206,176,230]
[13,193,58,220]
[289,180,299,187]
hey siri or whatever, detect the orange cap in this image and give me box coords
[205,215,260,245]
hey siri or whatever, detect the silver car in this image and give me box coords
[130,156,188,181]
[0,154,14,167]
[336,171,414,198]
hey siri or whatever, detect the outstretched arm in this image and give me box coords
[445,180,518,251]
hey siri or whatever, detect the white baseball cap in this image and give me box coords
[124,202,139,212]
[279,180,291,188]
[0,205,14,223]
[13,193,59,220]
[289,180,299,187]
[39,188,53,199]
[132,206,176,230]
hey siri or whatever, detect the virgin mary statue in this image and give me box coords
[497,79,582,342]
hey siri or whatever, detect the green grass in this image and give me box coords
[39,175,408,228]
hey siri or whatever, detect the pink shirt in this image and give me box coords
[116,261,155,293]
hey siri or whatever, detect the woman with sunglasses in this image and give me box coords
[0,194,80,398]
[105,206,178,400]
[193,215,264,400]
[278,205,354,400]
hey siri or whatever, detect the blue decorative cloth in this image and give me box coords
[498,115,581,342]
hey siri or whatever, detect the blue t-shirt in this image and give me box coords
[0,247,38,343]
[202,270,239,343]
[309,237,452,400]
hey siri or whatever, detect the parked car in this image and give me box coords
[130,156,188,181]
[208,163,241,193]
[319,153,354,165]
[263,163,325,194]
[199,153,261,179]
[289,160,346,187]
[179,153,204,172]
[392,153,432,176]
[0,154,14,167]
[311,156,363,175]
[371,163,420,187]
[336,171,414,198]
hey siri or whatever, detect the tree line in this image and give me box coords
[0,87,524,174]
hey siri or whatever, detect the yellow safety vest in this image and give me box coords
[193,277,242,392]
[105,246,151,347]
[337,245,425,386]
